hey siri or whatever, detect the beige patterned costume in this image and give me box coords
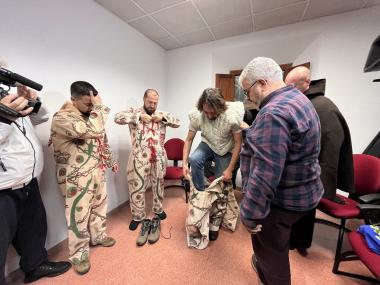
[50,102,116,264]
[186,177,240,249]
[115,107,180,221]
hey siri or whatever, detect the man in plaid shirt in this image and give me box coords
[239,57,324,285]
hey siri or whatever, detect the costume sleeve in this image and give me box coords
[114,107,140,125]
[51,104,110,139]
[102,133,117,168]
[240,113,290,222]
[188,110,200,132]
[229,102,244,133]
[162,112,180,128]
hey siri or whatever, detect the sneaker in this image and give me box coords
[136,219,151,246]
[129,219,141,231]
[148,216,161,244]
[91,236,116,247]
[73,259,91,275]
[251,254,264,285]
[156,211,167,220]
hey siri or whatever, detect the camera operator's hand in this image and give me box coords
[0,93,33,120]
[90,91,102,105]
[17,86,37,100]
[140,113,152,123]
[151,113,163,123]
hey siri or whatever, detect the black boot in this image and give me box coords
[156,211,167,220]
[209,230,219,241]
[129,219,141,231]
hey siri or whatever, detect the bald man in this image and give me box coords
[285,66,354,255]
[115,89,180,245]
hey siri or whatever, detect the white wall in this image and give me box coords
[0,0,166,275]
[1,0,380,277]
[166,7,380,155]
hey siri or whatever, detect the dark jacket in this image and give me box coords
[305,79,355,199]
[364,131,380,158]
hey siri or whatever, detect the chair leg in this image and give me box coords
[333,218,347,274]
[182,179,190,203]
[317,218,380,283]
[315,218,351,232]
[334,250,380,283]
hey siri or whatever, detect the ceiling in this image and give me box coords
[94,0,380,50]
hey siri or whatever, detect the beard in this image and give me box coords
[144,105,155,115]
[80,111,91,117]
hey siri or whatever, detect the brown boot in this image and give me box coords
[148,216,160,244]
[73,259,91,275]
[136,219,151,246]
[91,236,116,247]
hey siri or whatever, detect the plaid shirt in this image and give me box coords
[240,86,324,226]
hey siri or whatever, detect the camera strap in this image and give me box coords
[0,157,6,172]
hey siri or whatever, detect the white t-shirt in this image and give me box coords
[0,106,48,190]
[188,102,244,156]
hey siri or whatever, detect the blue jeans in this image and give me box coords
[189,142,231,191]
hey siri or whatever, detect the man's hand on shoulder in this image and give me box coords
[151,113,163,123]
[90,91,102,105]
[140,113,152,123]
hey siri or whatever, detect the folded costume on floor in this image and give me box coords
[186,176,239,249]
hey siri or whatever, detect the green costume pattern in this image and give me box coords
[50,102,116,263]
[115,107,180,221]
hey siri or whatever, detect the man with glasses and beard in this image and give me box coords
[50,81,118,275]
[239,57,323,285]
[115,89,180,246]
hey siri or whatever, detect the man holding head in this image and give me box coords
[50,81,118,274]
[285,66,354,255]
[114,89,180,245]
[0,57,71,284]
[182,88,244,241]
[239,57,323,285]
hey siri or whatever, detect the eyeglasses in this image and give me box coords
[243,80,258,96]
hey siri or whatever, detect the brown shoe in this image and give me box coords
[73,259,91,275]
[91,236,116,247]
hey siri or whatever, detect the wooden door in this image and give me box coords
[215,73,234,101]
[215,62,310,102]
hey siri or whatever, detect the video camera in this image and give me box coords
[0,67,43,117]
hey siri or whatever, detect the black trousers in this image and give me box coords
[289,208,316,249]
[0,178,48,285]
[251,205,313,285]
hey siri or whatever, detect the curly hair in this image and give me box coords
[196,88,227,114]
